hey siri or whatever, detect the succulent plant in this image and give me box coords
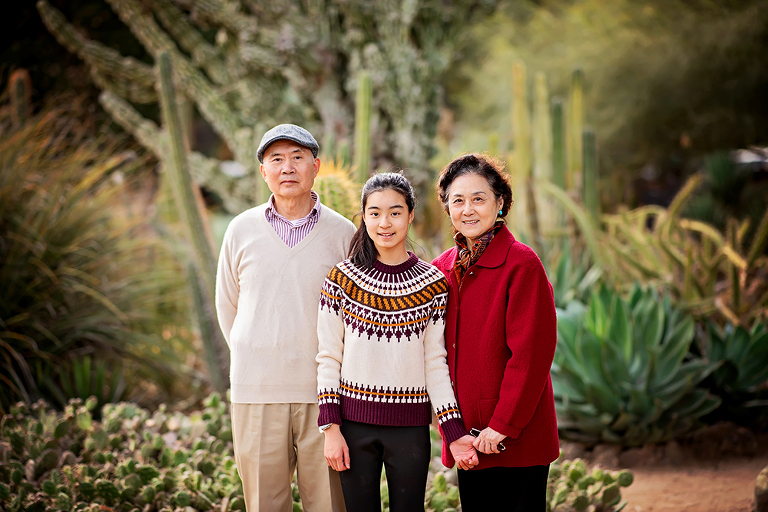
[553,283,722,446]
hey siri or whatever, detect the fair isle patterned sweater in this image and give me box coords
[316,252,468,445]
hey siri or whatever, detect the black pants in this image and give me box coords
[339,420,430,512]
[457,464,550,512]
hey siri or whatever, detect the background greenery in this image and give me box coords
[1,2,767,509]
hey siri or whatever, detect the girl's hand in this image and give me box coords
[323,424,350,471]
[472,427,506,454]
[449,435,479,470]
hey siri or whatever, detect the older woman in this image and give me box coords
[432,154,559,512]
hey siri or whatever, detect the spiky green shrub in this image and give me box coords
[543,242,603,310]
[553,284,722,446]
[0,103,191,413]
[424,433,633,512]
[698,320,768,426]
[0,393,243,511]
[547,457,633,512]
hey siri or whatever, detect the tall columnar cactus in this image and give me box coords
[533,72,555,233]
[9,69,32,129]
[582,128,599,221]
[157,52,229,394]
[568,69,585,193]
[37,0,503,211]
[551,98,566,191]
[354,71,372,185]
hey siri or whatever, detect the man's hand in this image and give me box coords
[449,435,479,471]
[323,424,350,471]
[472,427,506,454]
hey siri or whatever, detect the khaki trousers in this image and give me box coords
[231,403,346,512]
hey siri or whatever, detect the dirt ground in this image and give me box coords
[621,456,767,512]
[567,423,768,512]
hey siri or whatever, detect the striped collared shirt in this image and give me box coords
[265,191,322,248]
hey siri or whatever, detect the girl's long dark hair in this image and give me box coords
[348,172,416,268]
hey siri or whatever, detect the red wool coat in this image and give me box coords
[432,226,560,470]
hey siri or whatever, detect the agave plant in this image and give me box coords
[697,321,768,426]
[545,242,603,310]
[552,283,721,446]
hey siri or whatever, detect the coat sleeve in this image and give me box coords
[422,279,467,445]
[316,267,345,426]
[214,225,239,347]
[489,261,557,440]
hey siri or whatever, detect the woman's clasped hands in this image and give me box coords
[472,426,506,455]
[449,435,479,470]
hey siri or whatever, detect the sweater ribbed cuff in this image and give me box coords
[439,417,468,445]
[318,403,342,427]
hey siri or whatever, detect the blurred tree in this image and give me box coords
[446,0,768,203]
[37,0,501,206]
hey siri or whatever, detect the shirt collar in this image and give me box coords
[266,190,321,222]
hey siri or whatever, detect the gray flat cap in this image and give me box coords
[257,124,319,163]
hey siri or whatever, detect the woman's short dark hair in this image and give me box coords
[348,172,416,268]
[436,153,513,217]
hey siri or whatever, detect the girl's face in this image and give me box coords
[446,173,503,243]
[364,188,414,255]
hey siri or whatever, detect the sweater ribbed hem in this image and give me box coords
[438,417,467,445]
[318,403,343,426]
[339,395,432,426]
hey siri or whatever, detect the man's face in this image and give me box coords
[260,140,320,201]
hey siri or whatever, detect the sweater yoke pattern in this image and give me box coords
[317,254,466,443]
[319,259,448,343]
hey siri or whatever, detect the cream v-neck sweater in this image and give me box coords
[215,202,355,404]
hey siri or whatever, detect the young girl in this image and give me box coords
[316,173,477,512]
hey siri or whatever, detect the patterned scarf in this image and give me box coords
[452,219,505,286]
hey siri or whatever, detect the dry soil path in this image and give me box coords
[621,456,768,512]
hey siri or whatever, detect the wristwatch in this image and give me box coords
[319,423,333,434]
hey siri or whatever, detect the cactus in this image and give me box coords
[582,128,599,221]
[510,61,542,252]
[315,159,360,221]
[354,71,373,185]
[551,98,566,192]
[9,69,32,129]
[38,0,504,211]
[157,52,229,393]
[568,69,585,193]
[546,458,633,512]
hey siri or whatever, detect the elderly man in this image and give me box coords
[215,124,355,511]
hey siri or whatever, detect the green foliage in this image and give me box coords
[315,162,361,222]
[157,51,229,394]
[553,284,721,446]
[543,242,603,310]
[38,0,503,210]
[683,152,768,248]
[449,0,768,177]
[0,102,191,413]
[354,71,372,185]
[697,320,768,426]
[0,394,241,511]
[541,173,768,326]
[546,458,632,512]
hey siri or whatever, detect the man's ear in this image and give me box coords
[260,163,267,180]
[313,157,321,178]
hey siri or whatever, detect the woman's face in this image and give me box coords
[364,188,414,254]
[446,173,503,243]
